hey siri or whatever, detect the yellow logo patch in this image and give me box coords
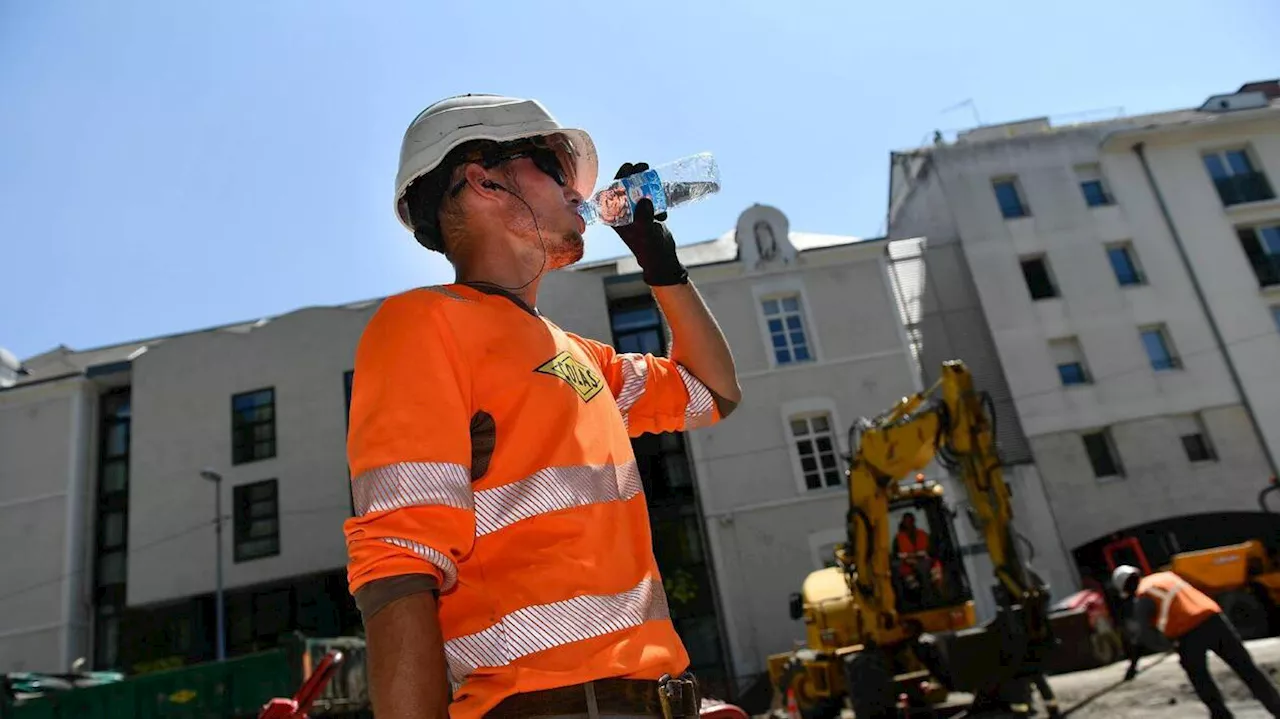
[535,351,604,403]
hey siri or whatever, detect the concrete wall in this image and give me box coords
[685,238,925,681]
[1101,113,1280,469]
[0,377,95,672]
[891,118,1276,557]
[126,306,376,607]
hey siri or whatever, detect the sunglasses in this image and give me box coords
[449,136,576,197]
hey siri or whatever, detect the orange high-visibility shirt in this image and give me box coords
[1136,571,1221,639]
[342,285,721,718]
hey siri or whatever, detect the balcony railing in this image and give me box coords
[1214,172,1276,207]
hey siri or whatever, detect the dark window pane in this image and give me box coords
[824,469,843,486]
[815,436,833,453]
[811,416,830,433]
[1020,258,1057,299]
[98,551,126,586]
[610,307,660,332]
[1058,363,1088,386]
[234,480,280,561]
[104,423,129,458]
[804,474,821,490]
[1182,434,1216,462]
[1108,247,1142,286]
[794,346,811,362]
[1141,330,1176,370]
[1225,150,1254,175]
[785,315,803,330]
[675,616,724,671]
[101,459,128,494]
[781,296,800,312]
[775,349,791,364]
[1262,226,1280,255]
[819,453,837,470]
[99,511,126,550]
[103,393,131,420]
[1081,181,1111,207]
[762,299,779,315]
[790,419,809,437]
[1203,154,1229,180]
[771,333,787,349]
[1083,433,1119,478]
[993,180,1027,218]
[800,457,818,473]
[767,318,784,333]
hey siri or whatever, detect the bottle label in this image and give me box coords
[620,169,668,217]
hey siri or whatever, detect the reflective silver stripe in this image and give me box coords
[1146,580,1187,634]
[678,365,715,429]
[382,537,459,592]
[443,575,669,684]
[352,462,472,516]
[474,462,643,536]
[616,353,649,415]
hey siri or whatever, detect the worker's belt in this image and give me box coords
[487,673,701,718]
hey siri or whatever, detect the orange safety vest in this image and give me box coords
[1135,571,1221,639]
[342,286,721,718]
[896,528,929,556]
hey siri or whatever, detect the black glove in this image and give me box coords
[611,162,688,287]
[1123,664,1138,682]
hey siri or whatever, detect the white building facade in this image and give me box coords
[1,203,947,700]
[888,79,1280,584]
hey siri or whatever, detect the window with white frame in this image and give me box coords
[790,413,843,490]
[762,294,813,366]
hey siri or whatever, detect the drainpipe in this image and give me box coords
[1132,141,1280,480]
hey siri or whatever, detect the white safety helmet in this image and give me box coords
[1111,565,1141,596]
[393,94,598,245]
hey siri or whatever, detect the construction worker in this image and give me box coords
[343,94,742,719]
[895,512,942,604]
[1113,565,1280,719]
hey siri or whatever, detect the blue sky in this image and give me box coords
[2,0,1276,359]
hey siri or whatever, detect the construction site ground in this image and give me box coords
[810,638,1280,718]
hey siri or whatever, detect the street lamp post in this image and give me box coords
[200,468,226,662]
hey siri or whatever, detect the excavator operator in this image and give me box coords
[895,511,943,605]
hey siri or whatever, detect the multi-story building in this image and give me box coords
[887,79,1280,584]
[0,203,943,697]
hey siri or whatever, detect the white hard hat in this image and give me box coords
[393,94,598,233]
[1111,565,1141,595]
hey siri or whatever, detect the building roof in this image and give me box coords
[575,226,863,276]
[896,80,1280,154]
[11,297,382,388]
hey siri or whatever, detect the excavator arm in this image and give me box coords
[841,360,1049,647]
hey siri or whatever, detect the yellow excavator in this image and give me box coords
[768,361,1058,718]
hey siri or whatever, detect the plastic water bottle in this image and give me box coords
[578,153,721,227]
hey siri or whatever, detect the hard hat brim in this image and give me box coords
[394,127,598,232]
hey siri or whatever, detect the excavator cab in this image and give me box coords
[888,489,974,618]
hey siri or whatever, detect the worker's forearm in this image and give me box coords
[365,592,451,719]
[652,282,742,412]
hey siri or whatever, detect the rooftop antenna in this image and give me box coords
[939,98,983,126]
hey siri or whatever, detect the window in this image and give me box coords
[1173,414,1217,463]
[1106,243,1145,286]
[762,295,813,365]
[790,414,843,490]
[1020,256,1059,300]
[610,299,666,356]
[1082,430,1122,478]
[1049,337,1090,386]
[343,370,354,427]
[1140,325,1180,371]
[992,177,1029,218]
[1236,224,1280,288]
[1203,148,1275,206]
[232,388,276,464]
[234,479,280,562]
[1076,164,1113,207]
[1272,305,1280,332]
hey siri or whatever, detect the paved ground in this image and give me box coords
[1041,637,1280,718]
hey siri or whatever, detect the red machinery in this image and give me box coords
[258,649,344,719]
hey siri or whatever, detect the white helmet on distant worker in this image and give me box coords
[393,94,598,240]
[1111,565,1141,596]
